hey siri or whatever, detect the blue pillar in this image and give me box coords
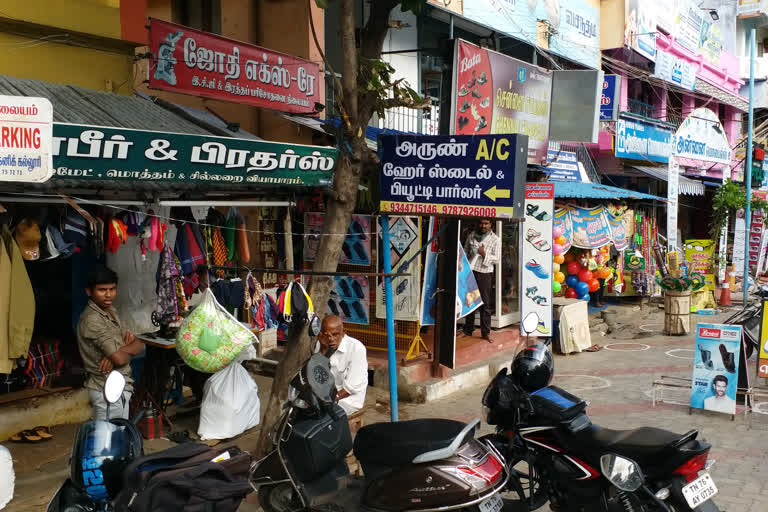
[380,215,398,421]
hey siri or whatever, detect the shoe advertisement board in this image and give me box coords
[521,184,554,338]
[691,323,742,415]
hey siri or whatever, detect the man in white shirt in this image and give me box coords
[315,315,368,414]
[461,218,501,342]
[703,375,736,414]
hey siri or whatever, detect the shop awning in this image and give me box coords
[553,181,665,201]
[628,166,706,196]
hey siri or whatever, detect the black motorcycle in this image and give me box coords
[481,343,721,512]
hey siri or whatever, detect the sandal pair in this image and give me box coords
[10,426,53,443]
[526,228,551,251]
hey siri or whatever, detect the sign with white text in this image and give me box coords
[0,95,53,183]
[615,116,673,163]
[673,108,731,165]
[691,323,742,415]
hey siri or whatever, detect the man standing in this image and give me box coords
[462,218,500,342]
[77,266,144,420]
[703,375,736,414]
[315,315,368,415]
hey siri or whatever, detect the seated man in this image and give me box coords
[315,315,368,414]
[77,265,144,420]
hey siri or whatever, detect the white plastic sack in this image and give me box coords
[0,445,14,509]
[198,344,260,440]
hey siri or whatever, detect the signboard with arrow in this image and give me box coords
[378,134,528,219]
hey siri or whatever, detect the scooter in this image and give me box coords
[250,317,511,512]
[45,370,144,512]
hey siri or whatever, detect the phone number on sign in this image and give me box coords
[385,201,497,217]
[440,205,497,217]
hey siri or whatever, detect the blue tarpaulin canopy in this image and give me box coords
[552,181,665,201]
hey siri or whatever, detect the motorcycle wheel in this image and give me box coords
[502,457,549,511]
[257,483,302,512]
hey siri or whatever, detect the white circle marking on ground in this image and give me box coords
[665,348,695,360]
[603,343,651,352]
[639,323,664,333]
[555,374,611,391]
[751,402,768,415]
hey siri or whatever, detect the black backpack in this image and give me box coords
[114,442,252,512]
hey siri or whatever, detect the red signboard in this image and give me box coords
[148,19,321,114]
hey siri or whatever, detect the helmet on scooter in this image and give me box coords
[510,342,554,393]
[70,418,143,501]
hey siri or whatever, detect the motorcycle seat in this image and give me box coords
[353,418,474,467]
[568,425,684,464]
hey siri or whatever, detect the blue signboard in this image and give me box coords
[615,116,672,163]
[379,134,528,219]
[542,149,581,181]
[600,75,620,121]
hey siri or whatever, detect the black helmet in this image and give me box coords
[510,343,554,392]
[70,418,143,501]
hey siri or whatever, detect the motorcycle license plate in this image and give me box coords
[682,473,718,509]
[478,493,503,512]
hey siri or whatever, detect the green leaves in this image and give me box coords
[314,0,330,8]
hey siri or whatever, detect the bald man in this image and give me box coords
[315,315,368,414]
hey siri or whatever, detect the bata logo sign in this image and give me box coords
[720,329,740,340]
[0,95,53,183]
[698,328,721,338]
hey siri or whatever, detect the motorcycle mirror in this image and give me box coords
[522,312,539,335]
[307,314,321,338]
[600,453,644,492]
[103,370,126,405]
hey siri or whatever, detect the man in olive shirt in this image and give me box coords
[77,266,144,420]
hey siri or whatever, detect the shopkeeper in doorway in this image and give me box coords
[77,265,144,420]
[315,315,368,415]
[461,218,500,342]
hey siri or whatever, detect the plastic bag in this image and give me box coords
[198,345,260,440]
[0,445,14,509]
[176,288,257,373]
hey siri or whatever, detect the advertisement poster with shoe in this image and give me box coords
[452,40,552,165]
[376,216,421,321]
[691,324,742,415]
[521,184,554,337]
[304,213,371,265]
[327,276,370,325]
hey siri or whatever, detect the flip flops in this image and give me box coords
[526,228,551,251]
[585,344,602,352]
[10,426,53,443]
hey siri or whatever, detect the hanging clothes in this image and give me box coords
[211,227,229,278]
[189,223,207,265]
[174,224,193,275]
[155,245,185,326]
[2,225,35,361]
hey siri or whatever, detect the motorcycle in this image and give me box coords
[250,316,510,512]
[481,340,721,512]
[45,370,144,512]
[722,283,768,360]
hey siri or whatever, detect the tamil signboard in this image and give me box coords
[600,75,621,121]
[654,48,696,91]
[148,19,321,114]
[738,0,761,17]
[542,149,582,181]
[615,116,672,163]
[0,95,53,183]
[675,0,705,54]
[379,134,528,219]
[51,123,337,187]
[673,108,731,165]
[452,40,551,165]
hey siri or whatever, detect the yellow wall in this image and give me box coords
[600,0,625,50]
[0,0,122,39]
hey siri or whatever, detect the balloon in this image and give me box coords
[578,269,593,283]
[575,281,590,296]
[588,278,600,292]
[565,288,578,298]
[553,226,563,238]
[553,281,562,293]
[567,261,581,275]
[566,275,579,288]
[553,262,560,273]
[554,272,565,283]
[579,294,591,301]
[598,267,612,279]
[554,235,566,245]
[564,252,576,263]
[553,254,565,265]
[553,243,563,255]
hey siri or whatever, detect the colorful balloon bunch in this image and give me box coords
[552,244,613,301]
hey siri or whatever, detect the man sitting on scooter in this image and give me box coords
[315,315,368,415]
[77,265,144,420]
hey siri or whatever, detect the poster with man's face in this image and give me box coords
[690,323,742,415]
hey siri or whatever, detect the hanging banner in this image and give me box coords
[675,0,704,54]
[420,217,439,326]
[673,108,731,164]
[684,239,715,275]
[690,323,742,415]
[52,123,337,187]
[0,95,53,183]
[607,211,629,251]
[456,243,483,320]
[303,213,372,265]
[668,156,680,251]
[521,184,554,337]
[376,216,421,321]
[699,19,723,67]
[148,19,320,114]
[452,40,551,165]
[625,0,656,61]
[327,276,369,325]
[379,133,528,219]
[653,49,697,92]
[568,205,612,248]
[553,208,572,253]
[733,214,747,276]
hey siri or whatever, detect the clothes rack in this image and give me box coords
[206,265,410,278]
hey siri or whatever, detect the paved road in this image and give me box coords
[368,323,768,511]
